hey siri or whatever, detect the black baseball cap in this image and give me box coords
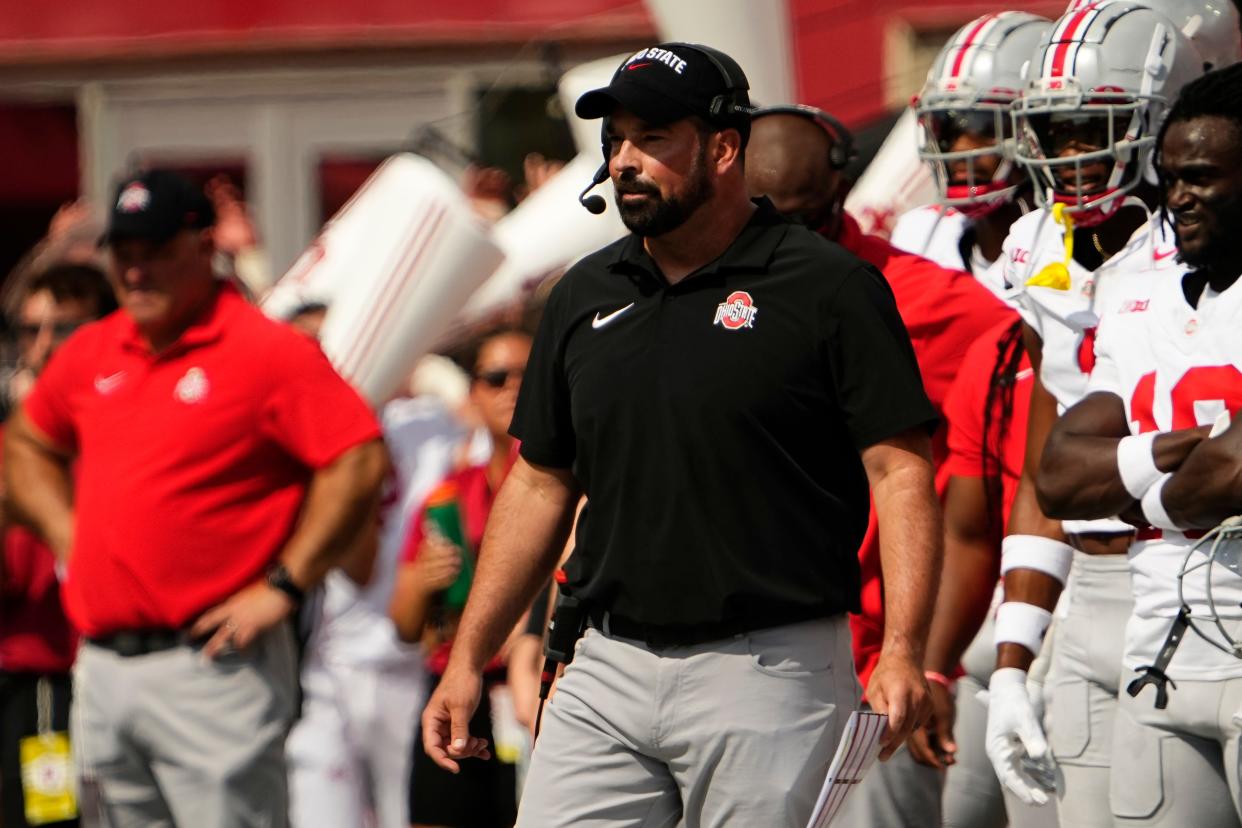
[100,169,215,246]
[575,42,752,128]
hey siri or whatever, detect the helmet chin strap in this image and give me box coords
[1056,189,1149,229]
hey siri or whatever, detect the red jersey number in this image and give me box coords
[1130,365,1242,433]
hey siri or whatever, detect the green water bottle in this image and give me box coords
[424,481,474,610]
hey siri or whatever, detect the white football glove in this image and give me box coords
[980,667,1056,806]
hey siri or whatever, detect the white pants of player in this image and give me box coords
[1048,551,1131,828]
[287,655,428,828]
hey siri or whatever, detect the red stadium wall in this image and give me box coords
[0,0,652,64]
[791,0,1065,126]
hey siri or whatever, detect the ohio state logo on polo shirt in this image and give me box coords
[713,291,758,330]
[174,367,210,403]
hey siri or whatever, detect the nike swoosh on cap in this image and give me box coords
[592,303,636,330]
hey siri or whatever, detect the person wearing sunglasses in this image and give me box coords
[6,263,118,408]
[0,261,115,828]
[390,326,531,828]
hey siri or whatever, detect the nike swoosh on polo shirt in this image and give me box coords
[592,303,636,330]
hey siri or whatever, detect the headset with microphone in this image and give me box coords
[578,43,752,214]
[578,161,610,215]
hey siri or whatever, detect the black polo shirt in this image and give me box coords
[511,198,935,636]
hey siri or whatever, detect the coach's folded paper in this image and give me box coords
[806,710,889,828]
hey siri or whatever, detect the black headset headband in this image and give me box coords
[675,43,751,121]
[751,104,857,170]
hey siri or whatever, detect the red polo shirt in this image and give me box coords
[0,525,77,674]
[833,213,1016,691]
[22,284,382,637]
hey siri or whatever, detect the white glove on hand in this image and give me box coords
[980,667,1055,806]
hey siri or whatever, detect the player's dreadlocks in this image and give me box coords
[1155,61,1242,229]
[981,319,1026,532]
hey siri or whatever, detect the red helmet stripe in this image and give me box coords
[1051,4,1097,77]
[950,15,995,78]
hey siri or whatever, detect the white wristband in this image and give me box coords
[1117,432,1162,499]
[1141,473,1182,531]
[993,601,1053,655]
[1000,535,1074,585]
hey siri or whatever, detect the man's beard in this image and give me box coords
[614,144,714,237]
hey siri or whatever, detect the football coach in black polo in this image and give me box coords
[422,42,942,826]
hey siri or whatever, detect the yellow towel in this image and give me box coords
[1027,203,1074,290]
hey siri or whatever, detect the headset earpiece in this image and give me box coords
[751,104,856,171]
[676,43,750,121]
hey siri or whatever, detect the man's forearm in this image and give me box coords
[450,459,580,673]
[925,526,1000,675]
[874,460,941,661]
[997,465,1067,671]
[1039,426,1205,519]
[1163,428,1242,528]
[279,439,388,588]
[4,411,74,559]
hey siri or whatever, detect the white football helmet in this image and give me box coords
[1014,2,1205,226]
[1066,0,1242,70]
[914,12,1053,217]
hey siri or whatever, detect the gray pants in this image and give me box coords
[73,626,297,828]
[517,616,859,827]
[1110,667,1242,826]
[1049,552,1131,828]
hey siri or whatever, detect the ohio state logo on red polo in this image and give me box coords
[713,291,758,330]
[117,183,150,213]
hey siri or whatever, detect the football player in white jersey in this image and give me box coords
[1037,62,1242,825]
[891,12,1051,299]
[983,5,1206,826]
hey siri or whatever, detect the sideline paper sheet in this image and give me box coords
[806,710,889,827]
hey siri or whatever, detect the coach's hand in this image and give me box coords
[422,666,491,773]
[982,667,1054,805]
[191,581,295,659]
[866,651,932,760]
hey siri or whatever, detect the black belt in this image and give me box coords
[586,605,831,648]
[87,629,188,657]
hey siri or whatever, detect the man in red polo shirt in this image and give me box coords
[3,169,388,828]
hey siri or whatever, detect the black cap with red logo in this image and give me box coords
[575,42,753,130]
[101,169,215,246]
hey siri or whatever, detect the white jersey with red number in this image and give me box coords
[1005,208,1174,534]
[1088,243,1242,679]
[890,204,1011,301]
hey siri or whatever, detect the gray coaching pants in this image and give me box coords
[73,625,297,828]
[517,615,859,828]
